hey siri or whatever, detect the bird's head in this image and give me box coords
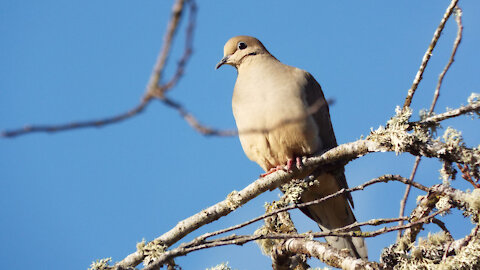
[215,36,270,69]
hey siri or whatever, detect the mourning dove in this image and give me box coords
[216,36,367,259]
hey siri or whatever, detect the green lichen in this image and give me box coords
[368,106,413,154]
[368,106,432,156]
[226,190,242,210]
[88,258,112,270]
[467,92,480,118]
[255,184,303,256]
[142,239,167,266]
[206,262,235,270]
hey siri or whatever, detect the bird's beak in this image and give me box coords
[215,55,230,69]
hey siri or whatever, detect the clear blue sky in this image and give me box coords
[1,1,479,269]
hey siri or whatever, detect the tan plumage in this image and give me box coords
[216,36,367,259]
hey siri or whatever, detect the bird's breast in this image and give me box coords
[232,63,320,170]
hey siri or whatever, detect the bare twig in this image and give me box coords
[145,0,186,98]
[397,157,422,240]
[162,0,197,93]
[2,0,196,138]
[403,0,458,109]
[442,224,479,261]
[428,6,463,114]
[116,133,479,267]
[432,218,453,239]
[398,8,464,236]
[159,96,334,137]
[195,175,417,244]
[117,171,428,269]
[409,101,480,129]
[458,164,480,188]
[1,100,150,137]
[143,209,448,270]
[160,96,221,135]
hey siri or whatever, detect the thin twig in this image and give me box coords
[143,209,448,270]
[160,96,334,137]
[403,0,458,109]
[162,0,197,93]
[145,0,186,97]
[432,218,453,238]
[410,101,480,129]
[1,100,150,137]
[2,0,195,138]
[428,7,463,114]
[195,174,418,243]
[397,157,422,240]
[458,164,480,188]
[399,8,464,239]
[115,135,478,269]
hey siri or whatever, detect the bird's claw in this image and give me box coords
[287,156,303,172]
[261,157,304,177]
[260,165,285,177]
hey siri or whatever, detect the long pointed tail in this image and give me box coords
[299,173,368,259]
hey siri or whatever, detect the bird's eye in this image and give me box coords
[237,42,247,50]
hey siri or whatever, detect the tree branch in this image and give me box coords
[273,239,383,270]
[143,208,448,269]
[397,157,422,240]
[403,0,459,109]
[2,0,197,138]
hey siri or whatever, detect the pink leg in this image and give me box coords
[260,165,284,177]
[296,156,303,169]
[286,159,294,172]
[260,156,304,177]
[287,156,303,172]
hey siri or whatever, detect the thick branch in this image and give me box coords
[273,239,383,270]
[115,135,479,268]
[145,209,446,269]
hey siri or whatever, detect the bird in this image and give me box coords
[216,36,367,259]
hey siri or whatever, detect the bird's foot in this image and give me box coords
[260,157,304,177]
[260,165,284,177]
[286,157,303,172]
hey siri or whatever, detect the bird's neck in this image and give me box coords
[237,54,279,74]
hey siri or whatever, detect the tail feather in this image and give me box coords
[299,173,368,259]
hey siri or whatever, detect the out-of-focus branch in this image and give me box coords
[403,0,458,109]
[159,97,335,137]
[145,0,197,99]
[2,0,196,138]
[1,100,150,137]
[145,0,186,98]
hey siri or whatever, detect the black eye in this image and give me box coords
[237,42,247,50]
